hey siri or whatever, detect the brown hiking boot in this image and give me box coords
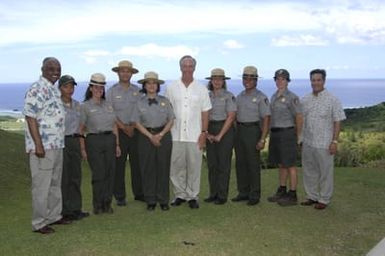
[277,191,298,206]
[267,187,287,202]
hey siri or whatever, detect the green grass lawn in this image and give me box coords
[0,129,384,256]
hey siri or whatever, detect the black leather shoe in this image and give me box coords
[76,211,90,219]
[231,195,249,202]
[214,198,227,205]
[204,196,216,203]
[34,225,55,234]
[160,204,170,211]
[171,198,186,206]
[188,199,199,209]
[247,199,260,206]
[147,204,156,211]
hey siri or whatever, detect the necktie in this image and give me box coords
[148,98,158,106]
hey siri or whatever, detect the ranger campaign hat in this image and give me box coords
[112,60,139,74]
[242,66,259,79]
[59,75,77,87]
[205,68,231,80]
[137,71,164,85]
[89,73,106,86]
[274,69,291,82]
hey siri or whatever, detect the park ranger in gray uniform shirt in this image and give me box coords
[267,69,303,207]
[232,66,270,206]
[204,68,237,205]
[59,75,89,220]
[80,73,121,215]
[106,60,144,206]
[131,72,175,211]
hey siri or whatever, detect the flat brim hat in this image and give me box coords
[59,75,77,87]
[89,73,106,86]
[242,65,259,79]
[274,69,291,82]
[205,68,231,80]
[137,71,164,85]
[112,60,139,74]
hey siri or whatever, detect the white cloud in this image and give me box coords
[272,35,329,47]
[223,40,244,49]
[118,43,199,59]
[0,0,384,47]
[80,43,198,64]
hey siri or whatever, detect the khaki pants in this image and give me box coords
[302,144,334,204]
[170,142,202,201]
[30,149,63,231]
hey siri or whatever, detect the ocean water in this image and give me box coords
[0,79,384,116]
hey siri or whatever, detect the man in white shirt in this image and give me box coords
[165,55,212,209]
[301,69,346,210]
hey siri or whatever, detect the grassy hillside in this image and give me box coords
[0,129,384,255]
[344,102,385,131]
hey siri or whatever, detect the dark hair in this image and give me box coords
[207,80,227,91]
[179,55,197,68]
[140,82,160,94]
[310,69,326,80]
[84,85,106,101]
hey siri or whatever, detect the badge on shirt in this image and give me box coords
[133,92,138,96]
[293,98,299,105]
[161,101,166,107]
[115,96,122,99]
[252,97,257,102]
[107,106,114,112]
[90,109,97,113]
[281,97,286,103]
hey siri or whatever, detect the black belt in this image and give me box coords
[87,131,113,136]
[65,133,84,138]
[146,126,164,134]
[209,120,225,124]
[237,121,259,127]
[270,127,294,132]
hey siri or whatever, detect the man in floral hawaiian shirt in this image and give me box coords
[24,57,71,234]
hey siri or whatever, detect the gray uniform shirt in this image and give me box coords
[80,99,116,133]
[131,95,175,128]
[236,88,270,122]
[270,89,302,128]
[209,89,237,121]
[63,99,81,135]
[106,83,141,124]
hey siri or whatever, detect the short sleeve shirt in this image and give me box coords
[209,89,237,121]
[270,89,302,128]
[165,79,212,142]
[23,76,65,152]
[302,89,346,149]
[63,99,81,135]
[236,88,270,122]
[106,83,141,124]
[80,99,116,133]
[131,95,175,127]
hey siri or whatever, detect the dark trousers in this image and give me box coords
[86,134,116,210]
[138,131,172,205]
[114,130,143,201]
[234,124,262,200]
[206,121,234,200]
[61,137,82,215]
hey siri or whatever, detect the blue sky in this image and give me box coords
[0,0,385,83]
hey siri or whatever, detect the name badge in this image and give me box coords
[115,96,122,99]
[252,97,257,102]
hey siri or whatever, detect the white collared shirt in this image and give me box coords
[165,79,212,142]
[302,89,346,149]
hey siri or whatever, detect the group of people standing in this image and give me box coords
[23,55,345,235]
